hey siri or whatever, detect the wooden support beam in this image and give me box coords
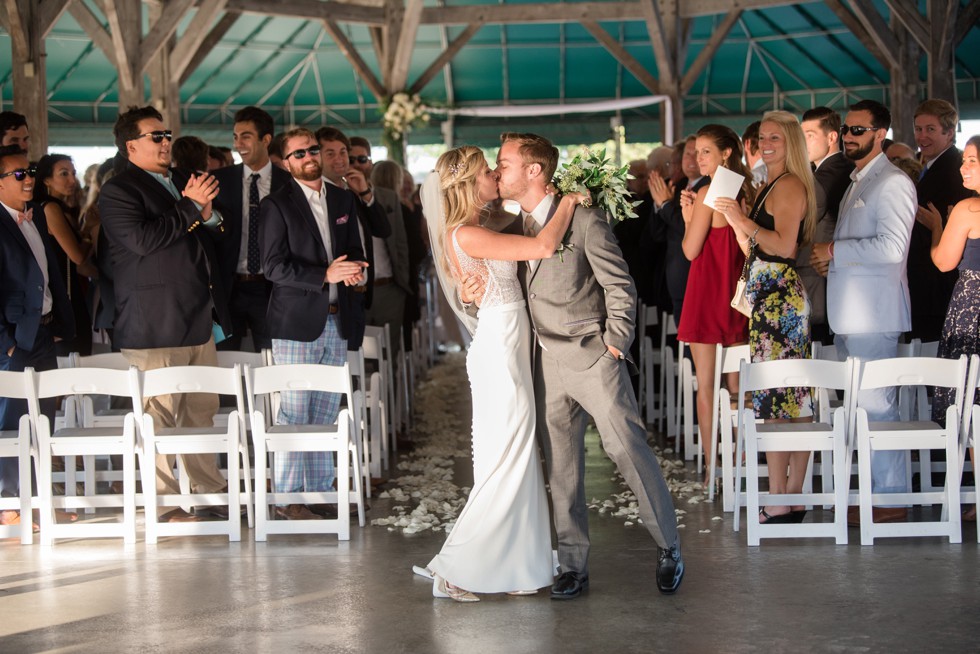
[927,0,957,102]
[102,0,142,91]
[39,0,73,39]
[227,0,384,25]
[170,0,229,86]
[390,0,423,91]
[641,0,676,87]
[3,0,29,57]
[882,0,929,51]
[823,0,891,69]
[67,1,116,64]
[581,20,659,95]
[322,19,387,101]
[848,0,901,70]
[139,0,195,76]
[681,8,741,93]
[408,22,480,95]
[954,0,980,45]
[178,9,240,86]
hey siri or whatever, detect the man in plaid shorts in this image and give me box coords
[258,127,379,520]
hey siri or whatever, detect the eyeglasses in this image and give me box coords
[839,125,881,137]
[129,130,173,143]
[285,146,321,161]
[0,166,37,181]
[350,155,371,165]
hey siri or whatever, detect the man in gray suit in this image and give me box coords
[811,99,916,524]
[495,132,683,598]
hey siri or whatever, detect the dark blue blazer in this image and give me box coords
[212,163,292,293]
[259,178,368,349]
[99,164,232,350]
[649,175,711,303]
[0,201,75,353]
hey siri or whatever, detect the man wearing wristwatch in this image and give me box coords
[315,127,391,312]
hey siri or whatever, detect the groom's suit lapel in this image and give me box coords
[527,198,559,285]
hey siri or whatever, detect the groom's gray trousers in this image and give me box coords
[535,346,679,576]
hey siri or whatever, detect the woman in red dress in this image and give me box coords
[678,124,755,482]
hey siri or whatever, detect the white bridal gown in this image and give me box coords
[426,227,554,593]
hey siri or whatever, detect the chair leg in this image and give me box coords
[857,433,874,546]
[18,440,33,546]
[122,444,137,545]
[833,437,848,545]
[945,435,962,544]
[254,441,269,542]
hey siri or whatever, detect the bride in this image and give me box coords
[420,146,585,602]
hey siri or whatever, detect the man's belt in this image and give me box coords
[373,276,393,287]
[236,273,265,282]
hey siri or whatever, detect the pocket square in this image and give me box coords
[336,214,349,225]
[852,198,865,208]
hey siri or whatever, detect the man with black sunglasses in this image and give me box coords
[811,98,917,525]
[0,145,75,531]
[99,105,234,523]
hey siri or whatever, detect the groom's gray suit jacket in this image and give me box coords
[521,202,637,370]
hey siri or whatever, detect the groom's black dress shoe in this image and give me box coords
[550,571,589,600]
[656,545,684,594]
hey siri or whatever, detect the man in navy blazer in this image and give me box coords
[99,105,232,523]
[0,146,74,527]
[258,127,369,520]
[212,106,291,352]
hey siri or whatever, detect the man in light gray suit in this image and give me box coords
[495,133,683,598]
[811,99,916,524]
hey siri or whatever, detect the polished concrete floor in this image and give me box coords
[1,364,978,653]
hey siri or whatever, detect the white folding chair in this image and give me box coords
[854,355,967,545]
[212,350,267,529]
[246,363,364,541]
[677,341,696,461]
[362,327,392,477]
[0,370,35,544]
[658,311,678,434]
[135,365,244,544]
[347,347,373,498]
[637,304,657,424]
[733,358,855,545]
[960,354,980,541]
[28,366,139,545]
[709,344,751,506]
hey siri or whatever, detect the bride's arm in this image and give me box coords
[455,192,587,261]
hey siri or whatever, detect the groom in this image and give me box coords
[496,133,684,597]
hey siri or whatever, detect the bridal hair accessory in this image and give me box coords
[449,162,463,178]
[553,148,640,224]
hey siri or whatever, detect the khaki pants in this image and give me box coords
[122,338,228,514]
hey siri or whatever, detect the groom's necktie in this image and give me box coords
[523,213,537,237]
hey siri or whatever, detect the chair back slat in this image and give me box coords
[859,356,968,392]
[34,366,134,400]
[139,365,243,398]
[74,352,131,371]
[739,358,853,395]
[247,363,352,399]
[0,369,31,399]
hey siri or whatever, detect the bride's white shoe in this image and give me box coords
[432,575,480,602]
[506,589,537,596]
[412,565,434,580]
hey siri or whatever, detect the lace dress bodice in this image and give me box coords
[451,226,524,308]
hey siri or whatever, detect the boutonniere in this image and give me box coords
[336,214,349,225]
[556,229,574,262]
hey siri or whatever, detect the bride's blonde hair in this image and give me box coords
[434,146,490,277]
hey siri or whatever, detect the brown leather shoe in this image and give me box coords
[847,506,909,526]
[275,504,323,520]
[159,508,207,523]
[0,509,39,533]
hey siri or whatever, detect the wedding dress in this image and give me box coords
[425,227,554,593]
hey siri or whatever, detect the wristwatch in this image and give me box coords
[358,186,373,197]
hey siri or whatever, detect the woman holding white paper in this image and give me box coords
[714,111,817,524]
[678,124,755,483]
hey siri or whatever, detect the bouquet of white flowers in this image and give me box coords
[553,148,641,224]
[383,92,430,140]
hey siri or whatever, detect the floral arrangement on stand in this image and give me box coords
[553,148,641,224]
[381,92,430,166]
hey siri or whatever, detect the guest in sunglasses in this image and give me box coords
[34,154,96,357]
[810,99,917,525]
[99,105,234,523]
[0,145,75,532]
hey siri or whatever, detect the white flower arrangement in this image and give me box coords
[382,92,431,140]
[553,148,641,224]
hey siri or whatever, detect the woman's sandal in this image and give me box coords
[432,575,480,603]
[759,508,795,524]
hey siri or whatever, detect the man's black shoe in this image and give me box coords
[656,545,684,594]
[550,571,589,600]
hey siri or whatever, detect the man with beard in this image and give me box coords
[258,128,369,521]
[810,99,916,524]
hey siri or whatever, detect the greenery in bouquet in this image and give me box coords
[382,92,431,141]
[553,148,641,224]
